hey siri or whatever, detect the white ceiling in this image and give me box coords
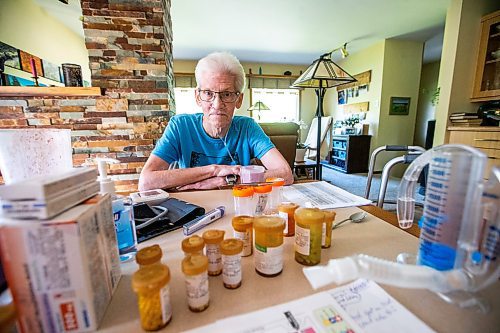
[35,0,450,65]
[171,0,449,64]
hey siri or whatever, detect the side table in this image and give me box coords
[294,160,317,179]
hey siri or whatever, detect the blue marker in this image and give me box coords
[183,206,225,236]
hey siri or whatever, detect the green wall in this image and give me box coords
[326,39,423,173]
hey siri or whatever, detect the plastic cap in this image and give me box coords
[253,216,285,232]
[328,257,358,284]
[295,207,325,225]
[182,235,205,254]
[322,209,336,223]
[254,184,272,194]
[266,177,285,186]
[132,264,170,292]
[94,157,119,195]
[233,186,254,197]
[303,257,358,290]
[136,244,163,266]
[220,238,244,255]
[182,254,209,276]
[231,215,253,229]
[202,229,225,244]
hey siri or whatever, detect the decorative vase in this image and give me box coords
[295,148,306,162]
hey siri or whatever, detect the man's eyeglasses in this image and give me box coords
[197,89,240,103]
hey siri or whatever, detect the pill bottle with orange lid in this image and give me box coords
[233,186,254,216]
[231,215,253,256]
[294,207,324,266]
[220,238,244,289]
[202,229,225,276]
[253,215,285,277]
[254,183,272,215]
[322,209,336,248]
[132,263,172,331]
[265,177,285,214]
[277,202,299,237]
[136,244,163,268]
[181,254,209,312]
[182,235,205,256]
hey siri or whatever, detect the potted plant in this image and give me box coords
[341,116,360,135]
[295,143,308,162]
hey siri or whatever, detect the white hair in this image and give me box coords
[195,51,246,92]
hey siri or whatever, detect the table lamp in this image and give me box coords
[292,48,356,180]
[248,101,270,121]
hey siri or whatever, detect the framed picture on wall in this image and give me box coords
[0,41,21,70]
[338,90,347,105]
[389,97,411,115]
[42,60,61,82]
[19,50,44,77]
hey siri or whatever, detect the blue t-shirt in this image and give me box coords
[152,114,275,168]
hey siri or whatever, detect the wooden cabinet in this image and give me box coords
[447,127,500,178]
[326,135,371,173]
[471,10,500,102]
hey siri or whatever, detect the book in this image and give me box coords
[449,115,480,120]
[449,112,479,117]
[450,118,482,123]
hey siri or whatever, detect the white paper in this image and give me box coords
[327,279,436,333]
[283,181,372,209]
[186,279,436,333]
[215,291,362,333]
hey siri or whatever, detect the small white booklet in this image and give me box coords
[184,279,435,333]
[283,181,372,209]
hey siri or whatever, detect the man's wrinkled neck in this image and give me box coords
[202,116,230,139]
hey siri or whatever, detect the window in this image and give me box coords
[173,88,201,114]
[251,88,300,123]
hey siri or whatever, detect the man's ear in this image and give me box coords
[235,92,244,109]
[195,89,202,107]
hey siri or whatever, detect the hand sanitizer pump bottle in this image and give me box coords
[96,158,137,262]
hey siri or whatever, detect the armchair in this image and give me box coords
[259,122,300,170]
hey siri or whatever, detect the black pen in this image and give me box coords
[284,311,300,331]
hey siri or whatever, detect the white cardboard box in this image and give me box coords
[0,194,121,333]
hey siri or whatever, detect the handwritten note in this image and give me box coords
[184,279,436,333]
[328,279,435,333]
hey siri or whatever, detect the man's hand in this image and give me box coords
[212,165,240,177]
[177,176,226,191]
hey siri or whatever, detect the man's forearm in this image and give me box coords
[264,166,294,185]
[139,165,215,191]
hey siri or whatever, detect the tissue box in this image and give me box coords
[0,194,121,333]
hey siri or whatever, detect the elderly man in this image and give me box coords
[139,52,293,191]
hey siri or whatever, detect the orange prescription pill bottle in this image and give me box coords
[253,216,285,277]
[254,184,272,215]
[294,207,325,266]
[233,186,255,216]
[278,202,299,237]
[322,209,336,248]
[181,254,210,312]
[266,177,285,214]
[220,238,244,289]
[132,264,172,331]
[231,215,253,256]
[202,229,225,276]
